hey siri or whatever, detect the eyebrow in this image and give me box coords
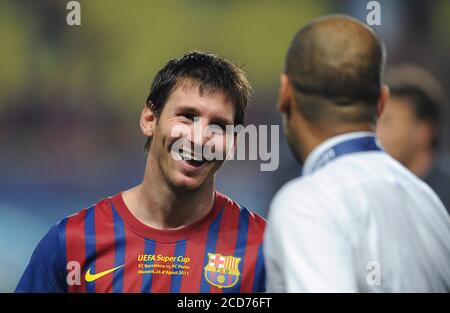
[176,104,234,125]
[175,104,201,116]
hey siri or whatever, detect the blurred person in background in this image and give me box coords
[264,15,450,292]
[15,52,266,293]
[377,65,450,214]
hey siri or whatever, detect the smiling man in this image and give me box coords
[16,52,266,293]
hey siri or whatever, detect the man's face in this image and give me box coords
[149,81,235,192]
[377,96,422,164]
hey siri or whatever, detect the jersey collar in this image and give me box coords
[110,191,224,242]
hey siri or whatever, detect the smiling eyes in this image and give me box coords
[180,112,195,122]
[177,112,229,130]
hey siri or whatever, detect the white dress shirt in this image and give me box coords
[265,132,450,292]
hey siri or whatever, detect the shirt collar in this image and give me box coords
[302,131,378,176]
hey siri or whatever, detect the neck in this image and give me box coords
[404,149,434,178]
[122,157,215,230]
[300,121,375,161]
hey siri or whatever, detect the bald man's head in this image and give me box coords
[285,15,386,125]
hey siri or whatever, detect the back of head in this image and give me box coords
[385,64,447,150]
[285,15,386,127]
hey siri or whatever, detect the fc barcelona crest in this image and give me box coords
[204,253,241,289]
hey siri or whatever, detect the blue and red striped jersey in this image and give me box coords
[16,191,266,293]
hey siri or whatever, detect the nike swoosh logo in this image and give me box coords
[85,265,124,282]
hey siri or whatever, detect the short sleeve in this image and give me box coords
[15,221,67,293]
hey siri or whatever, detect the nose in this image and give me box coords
[190,117,211,147]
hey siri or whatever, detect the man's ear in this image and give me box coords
[277,74,293,113]
[232,133,237,157]
[418,120,436,150]
[140,105,157,137]
[225,132,238,161]
[377,85,390,118]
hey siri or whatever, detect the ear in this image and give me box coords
[277,74,293,113]
[418,120,436,149]
[377,85,390,118]
[232,132,237,156]
[225,132,238,161]
[140,105,157,137]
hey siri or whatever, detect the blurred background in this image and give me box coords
[1,0,449,292]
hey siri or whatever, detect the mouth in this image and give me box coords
[177,149,207,168]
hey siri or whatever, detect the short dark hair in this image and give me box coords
[144,51,252,152]
[285,15,386,125]
[386,65,447,150]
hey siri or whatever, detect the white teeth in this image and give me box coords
[180,151,193,161]
[179,150,203,161]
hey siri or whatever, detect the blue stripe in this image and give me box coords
[199,208,224,293]
[226,206,250,293]
[140,239,156,293]
[111,204,126,293]
[84,206,96,293]
[57,218,68,293]
[252,244,265,292]
[170,240,187,293]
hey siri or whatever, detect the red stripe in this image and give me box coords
[93,200,115,292]
[179,229,208,292]
[150,242,176,293]
[122,226,145,292]
[65,209,87,293]
[210,198,240,293]
[240,212,265,292]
